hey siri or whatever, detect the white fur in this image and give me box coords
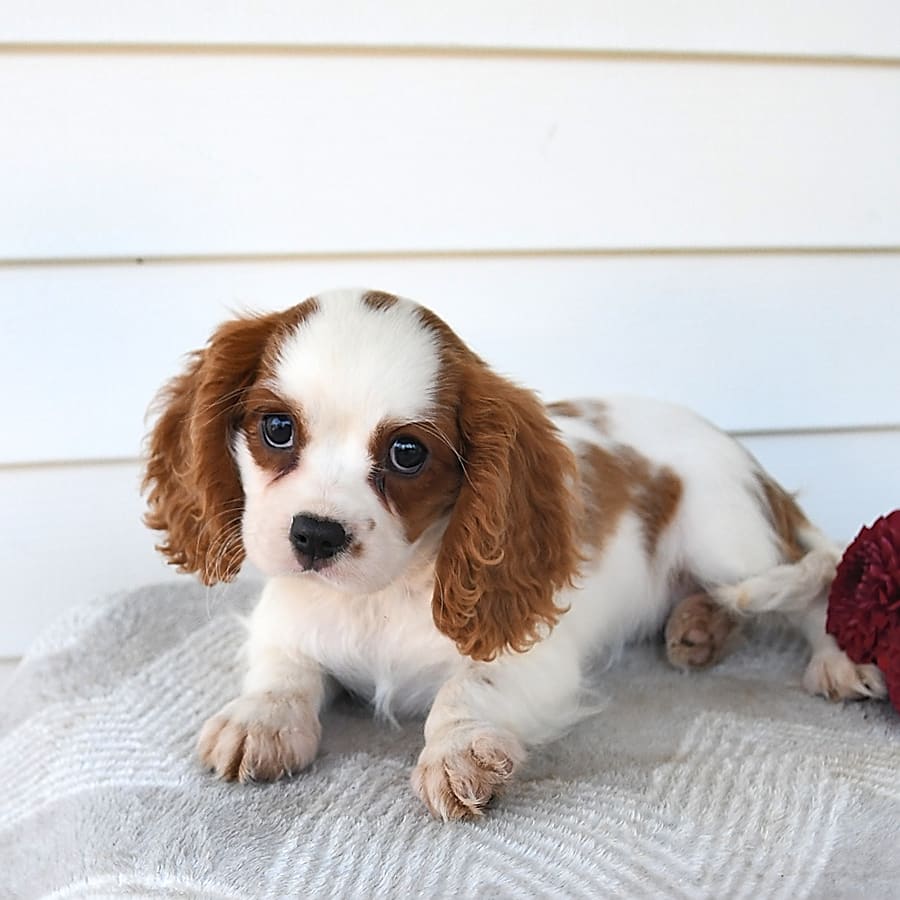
[197,290,884,818]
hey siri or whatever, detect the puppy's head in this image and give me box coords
[144,290,579,659]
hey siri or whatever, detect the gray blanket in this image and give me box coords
[1,580,898,899]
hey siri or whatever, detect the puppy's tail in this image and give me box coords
[711,546,838,615]
[713,481,841,616]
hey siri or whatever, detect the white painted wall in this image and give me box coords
[1,3,899,656]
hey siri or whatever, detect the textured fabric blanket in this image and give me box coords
[1,580,898,899]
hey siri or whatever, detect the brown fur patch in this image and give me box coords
[367,419,463,543]
[578,444,635,551]
[578,443,682,558]
[143,298,319,584]
[417,307,581,662]
[547,399,610,433]
[757,473,808,562]
[546,400,582,418]
[581,399,610,433]
[635,466,683,557]
[242,385,307,479]
[361,290,399,312]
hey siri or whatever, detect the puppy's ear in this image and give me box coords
[143,310,290,584]
[432,361,581,661]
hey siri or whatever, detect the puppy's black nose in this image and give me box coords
[290,514,349,563]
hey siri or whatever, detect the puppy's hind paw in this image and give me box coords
[665,592,740,671]
[803,650,887,702]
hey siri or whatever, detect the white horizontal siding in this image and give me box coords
[3,429,898,656]
[1,462,182,657]
[2,54,900,260]
[2,1,899,59]
[2,6,899,657]
[2,255,900,465]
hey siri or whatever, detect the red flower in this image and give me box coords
[876,642,900,711]
[826,510,900,713]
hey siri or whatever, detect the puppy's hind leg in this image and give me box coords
[682,478,885,703]
[710,537,885,702]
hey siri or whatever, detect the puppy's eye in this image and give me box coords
[261,414,294,449]
[388,436,428,475]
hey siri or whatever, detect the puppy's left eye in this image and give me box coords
[261,414,294,449]
[388,436,428,475]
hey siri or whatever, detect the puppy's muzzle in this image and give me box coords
[290,514,350,570]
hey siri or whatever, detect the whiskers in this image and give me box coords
[417,420,473,489]
[188,386,252,434]
[206,519,245,583]
[187,498,246,582]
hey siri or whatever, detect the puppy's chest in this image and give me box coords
[297,580,461,717]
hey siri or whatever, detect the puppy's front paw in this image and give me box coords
[803,650,886,702]
[197,692,320,782]
[411,730,525,821]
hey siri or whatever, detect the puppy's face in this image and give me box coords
[237,292,462,593]
[145,288,579,659]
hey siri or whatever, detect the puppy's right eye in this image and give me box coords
[388,436,428,475]
[261,414,294,449]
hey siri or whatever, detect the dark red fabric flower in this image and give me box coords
[876,640,900,711]
[826,510,900,713]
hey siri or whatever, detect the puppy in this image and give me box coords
[144,289,884,820]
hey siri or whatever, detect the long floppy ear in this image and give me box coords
[432,362,581,661]
[143,311,290,584]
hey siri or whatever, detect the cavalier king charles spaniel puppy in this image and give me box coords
[144,289,884,820]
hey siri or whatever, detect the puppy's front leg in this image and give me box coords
[412,636,580,820]
[198,584,326,783]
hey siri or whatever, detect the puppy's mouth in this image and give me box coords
[293,553,341,575]
[293,557,358,591]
